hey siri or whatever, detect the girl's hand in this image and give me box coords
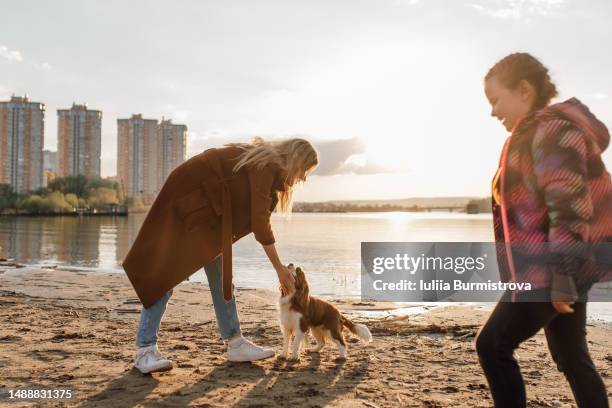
[276,265,295,295]
[552,301,575,314]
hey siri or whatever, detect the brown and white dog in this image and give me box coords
[278,264,372,361]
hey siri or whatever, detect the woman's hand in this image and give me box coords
[262,243,295,295]
[276,264,295,295]
[552,301,575,314]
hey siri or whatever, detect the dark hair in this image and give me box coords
[485,52,558,111]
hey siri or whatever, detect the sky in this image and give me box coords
[1,0,611,202]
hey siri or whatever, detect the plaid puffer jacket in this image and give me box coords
[492,98,612,300]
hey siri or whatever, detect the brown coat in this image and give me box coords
[122,146,286,308]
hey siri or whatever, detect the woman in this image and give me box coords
[477,52,611,407]
[122,137,319,373]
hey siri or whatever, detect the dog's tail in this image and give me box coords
[340,315,372,344]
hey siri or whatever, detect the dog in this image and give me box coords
[278,264,372,361]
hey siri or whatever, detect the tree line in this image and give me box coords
[292,199,492,213]
[0,176,145,214]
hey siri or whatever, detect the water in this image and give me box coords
[1,212,609,322]
[0,212,494,294]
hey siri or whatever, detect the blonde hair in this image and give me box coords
[228,137,319,213]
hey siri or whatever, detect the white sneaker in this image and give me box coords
[227,337,275,362]
[134,345,173,374]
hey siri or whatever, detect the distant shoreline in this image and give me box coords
[1,196,493,216]
[0,211,129,217]
[0,208,489,217]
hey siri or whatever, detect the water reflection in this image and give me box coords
[0,212,494,296]
[0,217,44,264]
[1,213,609,322]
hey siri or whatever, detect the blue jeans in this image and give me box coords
[136,256,242,347]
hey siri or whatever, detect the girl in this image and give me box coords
[477,52,611,407]
[123,137,319,373]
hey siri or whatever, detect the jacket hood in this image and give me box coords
[537,98,610,153]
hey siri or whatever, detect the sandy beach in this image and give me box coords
[1,262,611,408]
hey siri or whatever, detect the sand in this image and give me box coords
[0,262,611,408]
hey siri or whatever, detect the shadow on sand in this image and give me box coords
[80,351,369,407]
[79,368,161,407]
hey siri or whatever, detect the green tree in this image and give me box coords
[22,195,53,213]
[16,196,28,212]
[87,187,119,209]
[65,193,79,209]
[466,197,492,213]
[0,184,17,211]
[126,196,145,212]
[48,175,88,197]
[87,178,118,191]
[47,191,72,212]
[32,186,50,196]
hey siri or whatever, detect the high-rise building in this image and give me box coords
[57,103,102,179]
[117,114,160,203]
[117,115,187,203]
[0,95,45,193]
[43,150,57,173]
[158,118,187,186]
[43,149,58,187]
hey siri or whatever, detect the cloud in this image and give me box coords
[160,81,177,91]
[41,62,52,70]
[169,110,191,123]
[186,134,392,175]
[0,45,23,62]
[0,84,9,99]
[312,137,393,176]
[186,130,240,157]
[589,92,609,101]
[392,0,421,5]
[471,0,567,19]
[336,153,393,175]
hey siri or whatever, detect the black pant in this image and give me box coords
[476,290,609,408]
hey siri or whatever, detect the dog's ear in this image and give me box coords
[294,267,304,287]
[294,266,309,296]
[292,267,309,308]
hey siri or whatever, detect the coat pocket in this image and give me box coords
[173,188,215,231]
